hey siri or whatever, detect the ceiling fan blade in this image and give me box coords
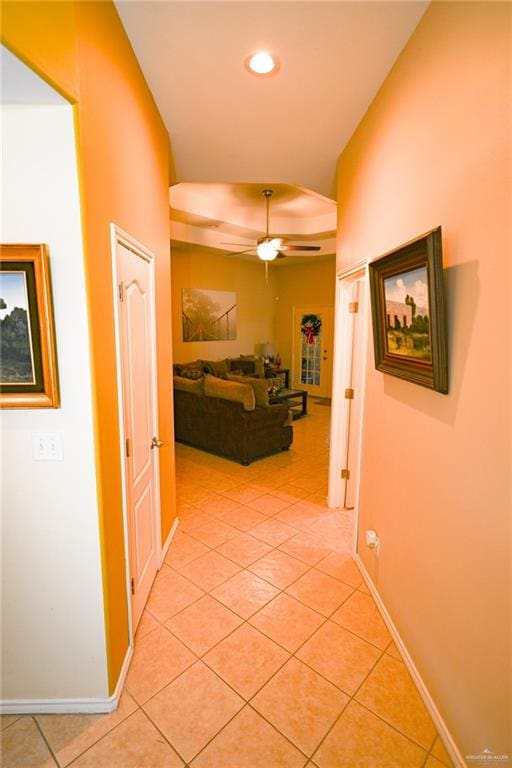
[278,244,321,252]
[221,242,255,246]
[219,196,321,260]
[223,247,257,256]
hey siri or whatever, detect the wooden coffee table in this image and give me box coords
[269,388,308,419]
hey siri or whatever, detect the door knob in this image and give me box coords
[151,436,164,449]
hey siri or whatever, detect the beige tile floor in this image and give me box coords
[1,404,454,768]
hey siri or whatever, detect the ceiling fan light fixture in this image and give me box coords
[245,51,279,77]
[257,240,279,261]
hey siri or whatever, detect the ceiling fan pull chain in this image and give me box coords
[265,260,269,284]
[221,188,322,260]
[265,189,271,236]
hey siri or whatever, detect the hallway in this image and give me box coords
[2,405,452,767]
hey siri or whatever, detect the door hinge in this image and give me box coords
[130,577,135,595]
[341,468,350,480]
[348,301,359,313]
[118,281,124,302]
[345,388,354,400]
[125,437,131,458]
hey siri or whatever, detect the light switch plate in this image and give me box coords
[32,431,64,461]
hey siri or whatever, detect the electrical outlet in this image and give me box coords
[366,529,381,557]
[32,431,64,462]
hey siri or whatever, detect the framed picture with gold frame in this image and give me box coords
[0,244,60,408]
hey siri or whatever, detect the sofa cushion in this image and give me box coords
[229,355,265,378]
[204,374,255,411]
[226,373,269,407]
[173,375,204,394]
[176,360,203,379]
[202,358,229,378]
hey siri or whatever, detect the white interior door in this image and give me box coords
[116,234,160,632]
[293,305,334,397]
[343,278,366,509]
[328,265,368,515]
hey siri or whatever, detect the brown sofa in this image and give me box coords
[173,382,293,465]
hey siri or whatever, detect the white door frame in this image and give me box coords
[328,261,368,552]
[110,223,162,644]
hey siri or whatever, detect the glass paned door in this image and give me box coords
[293,306,334,397]
[300,314,322,386]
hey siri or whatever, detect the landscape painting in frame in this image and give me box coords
[0,270,35,383]
[369,227,448,393]
[182,288,237,342]
[0,244,59,408]
[383,266,431,361]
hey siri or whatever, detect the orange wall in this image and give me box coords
[2,1,176,693]
[272,258,335,379]
[0,1,78,99]
[337,1,511,758]
[171,245,278,363]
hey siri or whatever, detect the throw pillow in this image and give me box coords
[226,373,269,407]
[204,374,255,411]
[229,356,265,378]
[178,360,203,380]
[202,358,229,378]
[173,375,204,395]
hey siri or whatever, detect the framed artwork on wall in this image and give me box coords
[368,227,448,394]
[182,288,237,342]
[0,243,60,408]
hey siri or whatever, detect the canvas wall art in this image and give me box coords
[182,288,237,342]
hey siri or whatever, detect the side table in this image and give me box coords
[269,388,307,419]
[266,367,290,389]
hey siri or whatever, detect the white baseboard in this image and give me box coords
[354,554,467,768]
[160,515,179,566]
[0,645,133,715]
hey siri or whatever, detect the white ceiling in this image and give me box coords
[116,1,428,264]
[116,1,428,197]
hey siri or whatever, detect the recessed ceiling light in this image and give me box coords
[245,51,279,77]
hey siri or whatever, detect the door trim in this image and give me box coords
[328,262,368,553]
[110,224,162,646]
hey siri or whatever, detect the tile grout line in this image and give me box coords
[33,715,60,767]
[0,715,23,733]
[138,703,194,767]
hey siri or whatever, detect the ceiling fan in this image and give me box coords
[222,189,321,262]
